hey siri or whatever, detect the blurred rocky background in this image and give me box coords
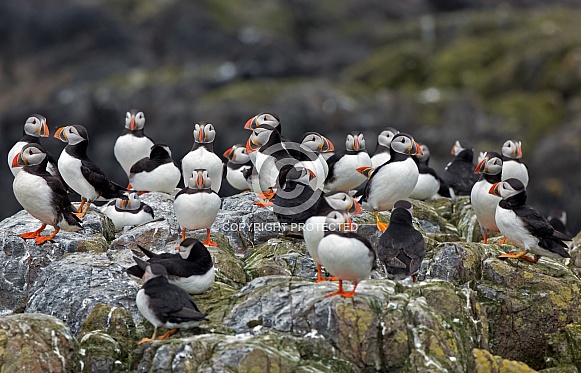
[2,0,581,234]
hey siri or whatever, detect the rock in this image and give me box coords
[473,348,537,372]
[545,323,581,370]
[25,252,141,335]
[0,313,82,372]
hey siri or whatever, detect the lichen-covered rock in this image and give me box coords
[0,313,82,372]
[545,323,581,370]
[25,252,141,335]
[473,348,537,372]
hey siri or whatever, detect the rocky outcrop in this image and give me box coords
[0,192,580,372]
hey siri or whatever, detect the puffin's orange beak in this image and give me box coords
[322,137,334,152]
[489,182,501,196]
[120,199,128,208]
[129,115,136,131]
[54,127,67,142]
[356,166,374,178]
[354,137,360,151]
[198,126,205,143]
[414,141,423,156]
[223,147,234,160]
[474,158,487,174]
[450,144,456,155]
[515,143,523,158]
[245,136,258,153]
[352,200,363,215]
[307,169,316,181]
[11,153,23,168]
[39,121,49,137]
[196,172,204,188]
[244,116,256,130]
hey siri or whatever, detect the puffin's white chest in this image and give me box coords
[8,141,28,176]
[13,171,56,224]
[501,161,529,187]
[136,289,162,327]
[365,158,419,211]
[174,191,221,230]
[409,173,439,200]
[371,152,390,168]
[301,155,328,190]
[101,204,154,229]
[58,150,100,201]
[470,179,500,233]
[129,162,181,193]
[181,148,223,192]
[495,207,538,251]
[325,152,371,192]
[114,134,154,176]
[303,216,326,264]
[170,266,215,294]
[318,234,373,281]
[226,165,251,191]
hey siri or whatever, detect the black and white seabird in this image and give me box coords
[12,144,82,244]
[409,143,444,201]
[8,114,52,177]
[378,200,426,282]
[501,140,529,187]
[54,125,127,218]
[324,131,372,193]
[357,133,422,232]
[223,144,253,191]
[304,192,362,282]
[443,140,480,197]
[471,151,503,244]
[490,178,571,263]
[244,112,281,134]
[371,127,400,168]
[317,211,376,298]
[100,192,154,229]
[114,110,155,178]
[299,132,334,190]
[174,169,221,246]
[181,122,223,192]
[273,165,320,226]
[126,238,215,294]
[129,144,181,193]
[136,263,206,344]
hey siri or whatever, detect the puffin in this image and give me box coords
[357,133,422,232]
[223,144,253,191]
[304,192,362,282]
[409,143,443,201]
[100,192,154,230]
[181,122,223,192]
[244,112,282,133]
[490,178,571,263]
[113,110,155,178]
[299,132,334,190]
[471,151,503,244]
[371,127,400,168]
[126,238,215,294]
[501,140,529,187]
[174,169,221,246]
[136,263,206,344]
[12,144,82,244]
[443,140,480,196]
[378,200,426,282]
[129,144,181,193]
[272,165,320,226]
[324,131,372,193]
[317,211,376,297]
[54,125,128,218]
[8,114,51,177]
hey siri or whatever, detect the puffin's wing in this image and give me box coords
[516,205,565,239]
[324,151,345,182]
[138,244,159,259]
[46,176,80,221]
[403,230,426,273]
[129,157,149,175]
[378,233,404,263]
[145,284,205,322]
[81,162,127,198]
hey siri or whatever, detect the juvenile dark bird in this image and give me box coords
[12,144,82,244]
[471,151,503,244]
[501,140,529,187]
[136,263,206,344]
[100,192,154,230]
[114,110,155,178]
[55,125,127,218]
[378,200,426,282]
[126,238,215,294]
[129,144,181,193]
[443,140,480,196]
[490,178,571,263]
[181,122,223,192]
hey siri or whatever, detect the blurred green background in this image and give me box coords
[2,0,581,233]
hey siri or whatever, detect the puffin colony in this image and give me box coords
[8,110,571,343]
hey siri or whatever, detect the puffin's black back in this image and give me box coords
[443,148,479,196]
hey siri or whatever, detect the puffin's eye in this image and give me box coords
[32,119,36,124]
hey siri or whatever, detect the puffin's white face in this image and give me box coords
[416,144,430,162]
[178,242,194,259]
[484,155,503,175]
[490,179,525,199]
[125,111,145,131]
[346,132,366,152]
[55,126,86,145]
[232,146,250,163]
[144,264,167,281]
[19,145,47,165]
[247,113,280,130]
[24,115,49,137]
[324,210,351,232]
[391,134,417,155]
[301,133,324,151]
[115,192,141,210]
[324,192,354,212]
[190,169,212,189]
[249,126,274,149]
[194,123,216,144]
[377,129,398,147]
[502,140,523,159]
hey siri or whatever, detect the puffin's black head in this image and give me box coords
[489,178,525,199]
[54,125,88,145]
[176,238,207,259]
[474,151,502,175]
[391,133,423,156]
[451,139,473,156]
[324,210,354,232]
[24,114,49,138]
[193,122,216,144]
[278,165,314,188]
[244,112,280,131]
[502,140,523,160]
[125,110,145,131]
[377,128,400,148]
[189,169,212,190]
[149,144,172,159]
[12,143,48,167]
[144,263,168,281]
[393,200,413,213]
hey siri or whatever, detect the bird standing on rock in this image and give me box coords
[378,200,426,282]
[299,132,334,190]
[181,122,223,192]
[12,144,82,244]
[490,178,571,263]
[409,143,444,201]
[100,192,154,229]
[273,165,320,226]
[471,151,503,244]
[443,140,480,197]
[174,169,221,246]
[8,115,52,177]
[55,125,128,218]
[114,110,155,179]
[318,211,375,298]
[501,140,529,187]
[129,144,181,193]
[324,131,372,193]
[223,144,253,191]
[136,263,206,344]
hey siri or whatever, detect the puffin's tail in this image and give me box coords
[540,238,571,259]
[61,211,83,232]
[102,180,130,200]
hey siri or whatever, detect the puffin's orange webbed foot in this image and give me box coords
[253,201,273,207]
[156,328,179,340]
